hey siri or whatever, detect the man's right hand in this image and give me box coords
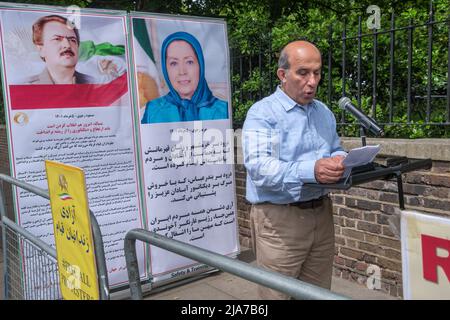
[314,156,345,184]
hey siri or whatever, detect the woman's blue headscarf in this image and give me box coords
[161,31,218,121]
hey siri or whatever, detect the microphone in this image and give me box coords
[338,97,384,137]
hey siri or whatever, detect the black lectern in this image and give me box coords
[305,157,432,210]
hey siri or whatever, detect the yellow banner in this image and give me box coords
[45,160,100,300]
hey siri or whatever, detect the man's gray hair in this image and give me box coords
[278,39,321,71]
[278,50,290,70]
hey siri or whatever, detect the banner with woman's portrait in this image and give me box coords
[130,13,239,281]
[0,2,239,296]
[0,4,147,291]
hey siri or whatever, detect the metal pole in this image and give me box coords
[426,0,434,123]
[239,55,243,104]
[0,181,10,299]
[372,29,378,119]
[407,19,413,123]
[396,173,405,210]
[0,174,48,198]
[259,40,263,99]
[389,12,395,123]
[124,235,142,300]
[360,126,367,147]
[447,15,450,123]
[230,48,234,99]
[357,17,362,109]
[328,24,333,106]
[249,57,253,101]
[90,210,110,300]
[269,33,273,92]
[341,19,347,136]
[125,229,349,300]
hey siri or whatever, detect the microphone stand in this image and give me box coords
[359,125,367,147]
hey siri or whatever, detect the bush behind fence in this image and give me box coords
[230,0,450,139]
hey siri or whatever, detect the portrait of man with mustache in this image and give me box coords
[24,15,95,84]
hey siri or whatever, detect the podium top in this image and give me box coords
[304,158,432,190]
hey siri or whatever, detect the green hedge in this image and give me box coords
[0,0,448,139]
[225,0,449,138]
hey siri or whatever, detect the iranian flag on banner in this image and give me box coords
[58,193,73,201]
[132,18,161,112]
[9,41,128,109]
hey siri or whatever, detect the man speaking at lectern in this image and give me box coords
[242,40,347,299]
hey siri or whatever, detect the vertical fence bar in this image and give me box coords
[38,252,43,299]
[26,244,33,299]
[269,34,273,93]
[389,12,395,123]
[426,0,434,123]
[239,55,243,105]
[124,235,142,300]
[447,15,450,123]
[372,29,378,119]
[249,57,253,101]
[407,18,413,123]
[90,211,110,300]
[43,256,48,300]
[0,182,9,299]
[341,20,347,134]
[327,24,333,106]
[52,263,59,299]
[259,40,263,100]
[230,48,234,101]
[357,16,362,109]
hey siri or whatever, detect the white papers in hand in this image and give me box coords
[342,145,381,178]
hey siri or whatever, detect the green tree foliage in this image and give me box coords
[222,0,449,138]
[2,0,95,7]
[0,0,448,139]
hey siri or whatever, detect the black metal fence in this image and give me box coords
[231,2,450,138]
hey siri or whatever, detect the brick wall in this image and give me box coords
[235,135,450,298]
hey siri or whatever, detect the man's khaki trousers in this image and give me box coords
[250,197,335,300]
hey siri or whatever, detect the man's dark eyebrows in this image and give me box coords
[51,34,77,39]
[296,67,321,72]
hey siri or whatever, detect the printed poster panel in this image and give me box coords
[0,5,146,288]
[130,13,239,278]
[45,160,99,300]
[401,210,450,299]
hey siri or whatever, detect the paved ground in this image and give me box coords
[140,272,398,300]
[140,248,399,300]
[0,246,399,300]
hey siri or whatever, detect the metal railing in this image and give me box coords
[335,3,449,128]
[124,228,350,300]
[0,173,109,300]
[1,210,60,299]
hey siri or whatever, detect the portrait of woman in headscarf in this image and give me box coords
[141,31,229,124]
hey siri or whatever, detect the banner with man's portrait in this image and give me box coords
[0,3,239,296]
[130,13,239,281]
[0,4,147,291]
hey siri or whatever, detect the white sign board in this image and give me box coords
[401,210,450,299]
